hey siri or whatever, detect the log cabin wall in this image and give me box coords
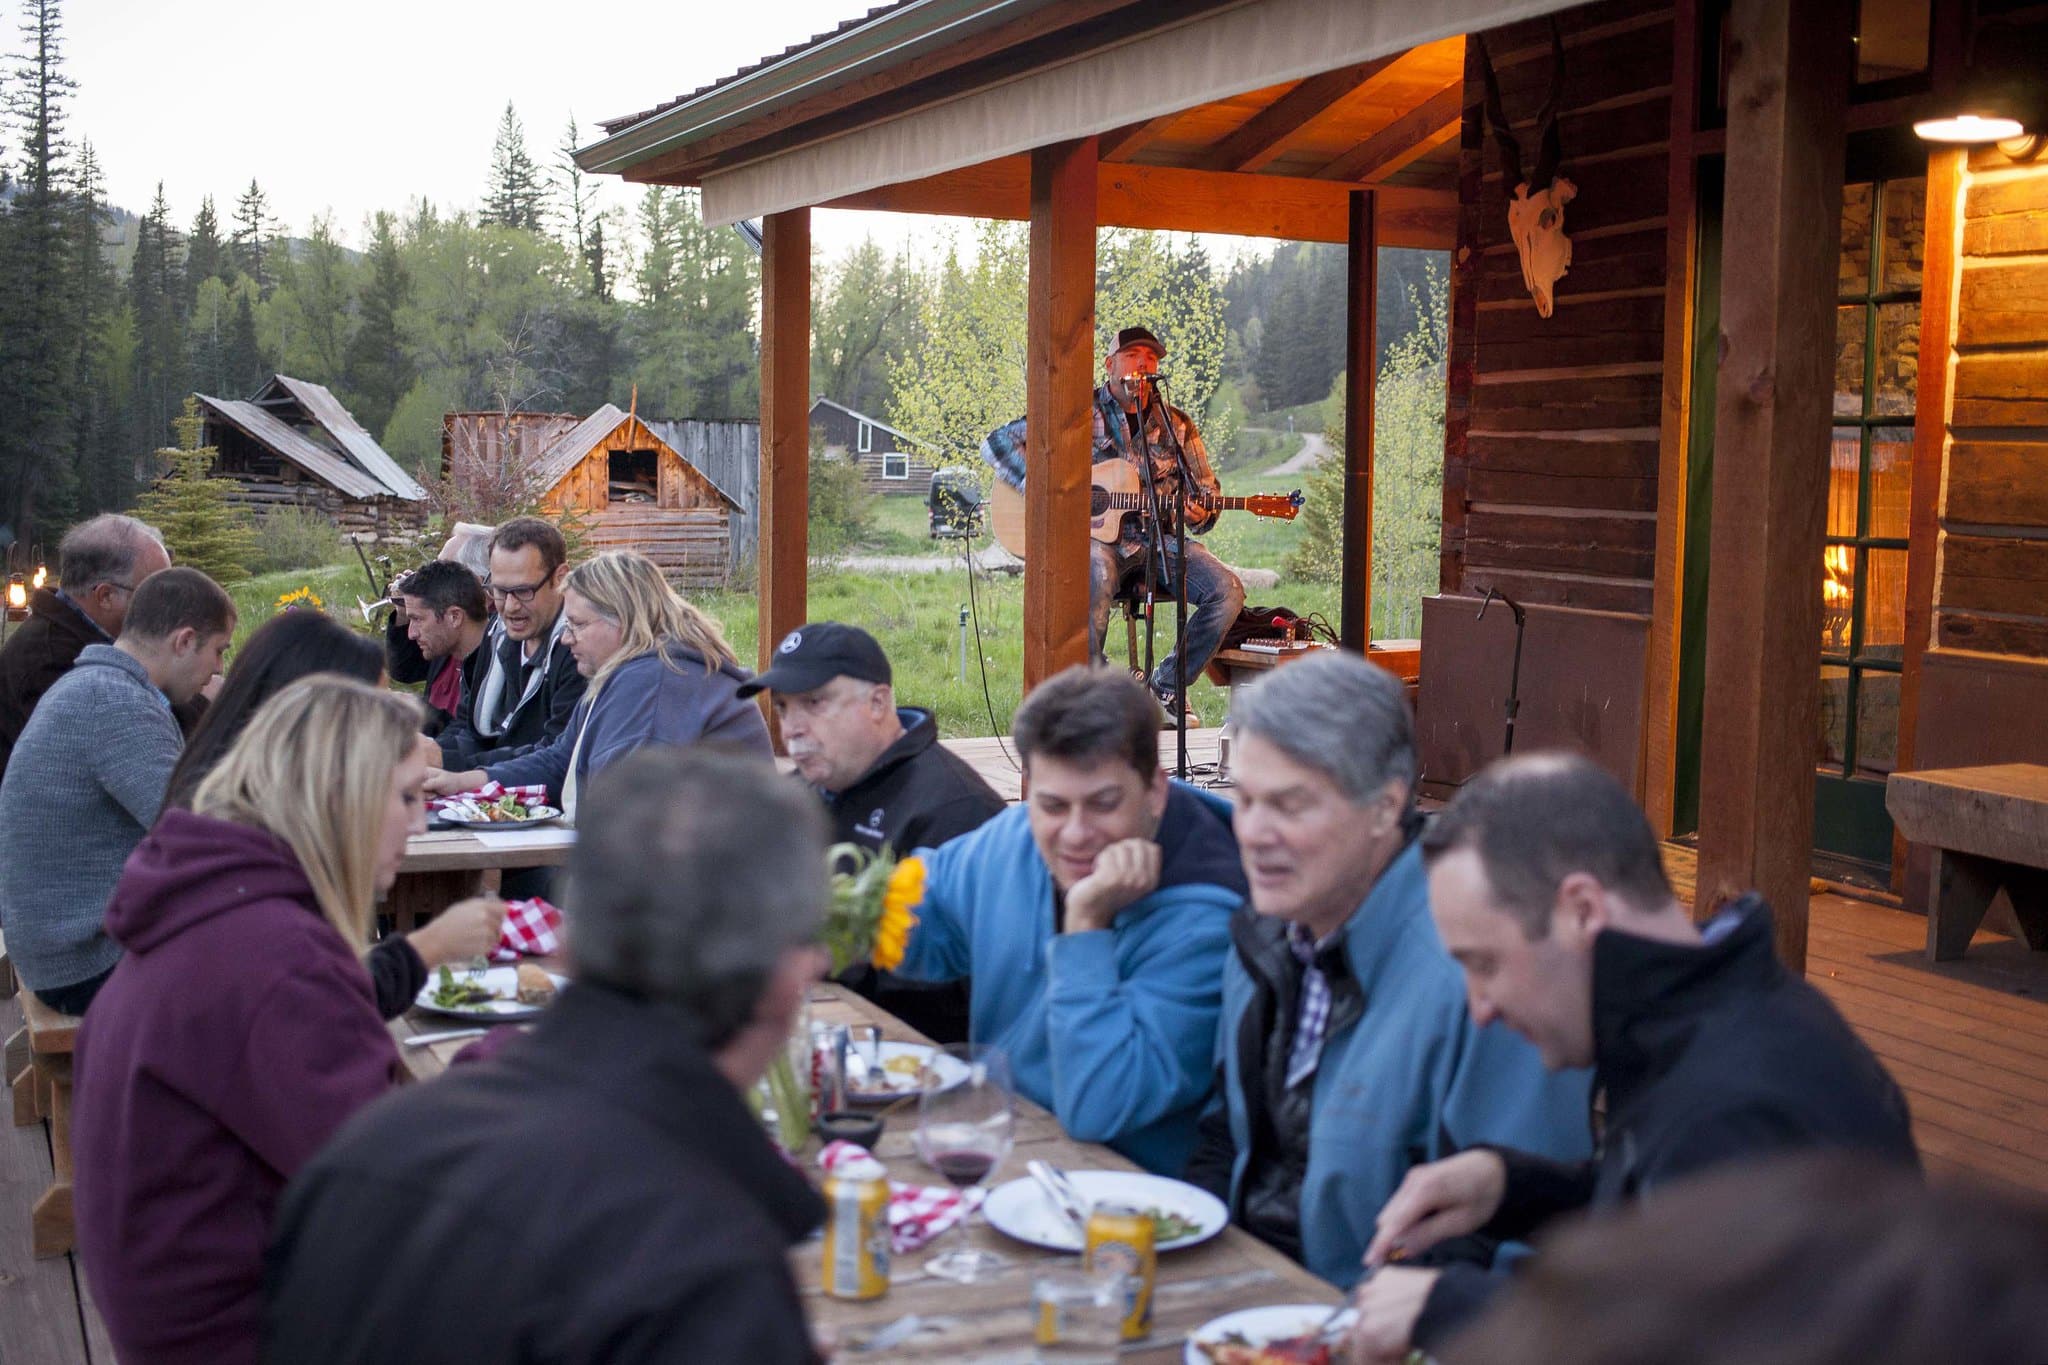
[1901,138,2048,904]
[1418,0,1675,796]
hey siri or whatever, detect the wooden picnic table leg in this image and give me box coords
[31,1052,73,1257]
[383,870,481,933]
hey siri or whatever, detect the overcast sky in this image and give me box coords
[65,0,967,258]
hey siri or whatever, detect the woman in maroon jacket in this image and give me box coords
[73,675,426,1365]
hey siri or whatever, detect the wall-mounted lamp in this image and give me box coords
[1916,20,2048,156]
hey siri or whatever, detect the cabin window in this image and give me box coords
[1820,176,1922,796]
[882,452,910,480]
[1702,0,1933,126]
[857,420,874,453]
[608,449,659,504]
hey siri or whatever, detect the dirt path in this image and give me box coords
[829,545,1021,575]
[1264,431,1328,476]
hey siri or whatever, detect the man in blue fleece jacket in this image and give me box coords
[1182,652,1591,1290]
[892,666,1245,1174]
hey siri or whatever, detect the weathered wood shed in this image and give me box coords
[810,397,939,495]
[193,375,430,538]
[444,406,744,587]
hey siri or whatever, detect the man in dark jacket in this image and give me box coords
[434,517,584,768]
[0,513,204,778]
[740,621,1004,1042]
[384,559,491,737]
[264,747,830,1365]
[1345,752,1919,1363]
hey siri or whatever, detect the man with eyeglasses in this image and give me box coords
[0,514,213,782]
[436,517,586,770]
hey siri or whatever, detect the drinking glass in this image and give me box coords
[913,1042,1015,1283]
[1031,1264,1128,1364]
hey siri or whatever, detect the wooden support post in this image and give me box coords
[1693,0,1853,969]
[1023,138,1098,692]
[758,208,812,741]
[1341,191,1377,650]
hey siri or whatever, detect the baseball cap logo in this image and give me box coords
[779,630,802,655]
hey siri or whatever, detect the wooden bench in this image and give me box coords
[1886,763,2048,962]
[14,988,80,1257]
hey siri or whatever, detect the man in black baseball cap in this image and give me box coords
[742,622,1004,1041]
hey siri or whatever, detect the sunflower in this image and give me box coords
[275,586,326,613]
[871,855,925,971]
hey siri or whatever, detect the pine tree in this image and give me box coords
[0,0,84,535]
[483,102,547,232]
[231,178,275,293]
[224,288,265,396]
[130,398,255,583]
[343,210,411,436]
[70,139,123,514]
[186,195,229,288]
[128,183,190,451]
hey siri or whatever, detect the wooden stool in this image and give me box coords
[19,988,80,1257]
[1887,764,2048,962]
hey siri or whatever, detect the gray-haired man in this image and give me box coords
[1183,651,1590,1289]
[265,748,829,1364]
[0,513,203,778]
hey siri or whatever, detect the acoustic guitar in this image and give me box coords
[988,459,1302,558]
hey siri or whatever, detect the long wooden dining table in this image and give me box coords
[391,978,1342,1361]
[386,825,577,930]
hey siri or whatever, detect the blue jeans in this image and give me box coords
[1089,539,1245,694]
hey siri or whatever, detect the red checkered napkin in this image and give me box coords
[491,897,563,962]
[818,1140,984,1253]
[428,781,550,816]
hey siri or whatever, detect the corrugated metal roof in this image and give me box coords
[194,394,392,502]
[534,406,746,512]
[263,376,429,501]
[598,1,913,134]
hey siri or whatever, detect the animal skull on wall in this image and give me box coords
[1476,23,1575,317]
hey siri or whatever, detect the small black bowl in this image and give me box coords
[816,1108,884,1150]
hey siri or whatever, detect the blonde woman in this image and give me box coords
[429,549,770,814]
[73,675,425,1365]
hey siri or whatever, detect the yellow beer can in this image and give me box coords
[821,1173,891,1300]
[1083,1202,1155,1340]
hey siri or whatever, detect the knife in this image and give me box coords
[1027,1159,1092,1233]
[403,1027,489,1049]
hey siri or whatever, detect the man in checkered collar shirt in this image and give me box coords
[1182,652,1591,1289]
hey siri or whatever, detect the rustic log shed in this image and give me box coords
[443,406,745,588]
[579,0,2048,966]
[193,375,430,538]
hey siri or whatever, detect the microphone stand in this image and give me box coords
[1147,375,1197,780]
[1128,380,1167,708]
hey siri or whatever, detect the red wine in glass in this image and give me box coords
[930,1149,997,1188]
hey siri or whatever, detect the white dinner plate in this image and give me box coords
[840,1041,972,1104]
[1183,1304,1354,1364]
[434,806,563,829]
[981,1169,1228,1253]
[413,966,569,1021]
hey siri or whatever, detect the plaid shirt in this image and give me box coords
[979,384,1222,557]
[1284,921,1340,1090]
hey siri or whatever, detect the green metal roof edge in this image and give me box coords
[575,0,1055,178]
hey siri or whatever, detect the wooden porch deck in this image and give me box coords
[3,744,2044,1360]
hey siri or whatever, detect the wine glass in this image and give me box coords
[914,1042,1015,1283]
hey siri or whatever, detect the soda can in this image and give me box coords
[1083,1202,1155,1340]
[821,1173,890,1300]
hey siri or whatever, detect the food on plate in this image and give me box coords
[1195,1334,1332,1365]
[515,962,556,1006]
[848,1051,927,1094]
[1145,1205,1203,1242]
[430,965,498,1009]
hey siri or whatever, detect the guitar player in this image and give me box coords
[979,325,1245,725]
